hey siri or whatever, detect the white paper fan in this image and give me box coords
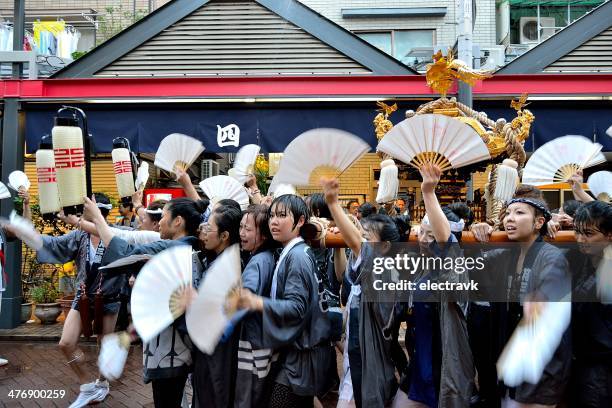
[269,182,297,198]
[228,144,260,183]
[272,128,370,187]
[522,136,605,185]
[0,182,10,200]
[8,171,30,191]
[135,162,150,191]
[187,244,241,355]
[0,211,42,250]
[606,125,612,138]
[497,301,571,386]
[587,171,612,201]
[377,114,491,171]
[130,245,193,343]
[98,331,130,380]
[154,133,205,174]
[199,175,249,210]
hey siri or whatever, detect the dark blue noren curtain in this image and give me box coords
[24,101,612,154]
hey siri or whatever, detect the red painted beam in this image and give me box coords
[472,74,612,96]
[1,74,611,100]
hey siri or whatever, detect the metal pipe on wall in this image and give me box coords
[12,0,25,78]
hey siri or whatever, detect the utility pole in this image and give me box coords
[12,0,25,78]
[1,0,26,329]
[457,0,475,200]
[457,0,473,108]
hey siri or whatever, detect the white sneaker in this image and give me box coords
[93,379,110,402]
[0,358,7,367]
[68,382,108,408]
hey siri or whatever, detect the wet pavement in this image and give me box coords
[0,341,340,407]
[0,341,157,408]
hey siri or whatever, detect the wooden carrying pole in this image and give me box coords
[315,230,576,248]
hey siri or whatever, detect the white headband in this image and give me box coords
[97,203,113,210]
[145,208,163,215]
[422,214,465,233]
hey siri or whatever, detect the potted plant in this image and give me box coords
[31,282,61,324]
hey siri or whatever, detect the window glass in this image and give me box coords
[357,32,392,55]
[394,30,434,64]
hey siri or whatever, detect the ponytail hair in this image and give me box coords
[216,198,241,213]
[211,205,241,246]
[166,197,209,237]
[309,193,332,219]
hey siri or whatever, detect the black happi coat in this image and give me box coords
[262,241,336,397]
[482,238,571,405]
[568,249,612,407]
[101,235,200,383]
[191,249,240,408]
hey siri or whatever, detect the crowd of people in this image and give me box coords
[0,166,610,408]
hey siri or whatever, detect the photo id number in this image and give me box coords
[8,389,66,399]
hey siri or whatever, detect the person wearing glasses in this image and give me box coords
[192,203,242,408]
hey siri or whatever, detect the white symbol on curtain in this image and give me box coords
[217,124,240,147]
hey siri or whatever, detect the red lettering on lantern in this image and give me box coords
[54,148,85,169]
[36,167,57,183]
[113,160,132,175]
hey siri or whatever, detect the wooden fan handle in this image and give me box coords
[313,230,576,248]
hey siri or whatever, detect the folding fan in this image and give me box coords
[376,158,399,204]
[130,245,193,343]
[0,211,42,250]
[587,171,612,201]
[522,136,605,186]
[99,254,153,270]
[0,182,10,200]
[98,331,131,380]
[607,124,612,138]
[377,114,491,171]
[186,244,241,355]
[199,175,249,210]
[228,144,260,184]
[497,301,571,386]
[272,128,370,187]
[8,170,30,191]
[135,161,150,191]
[154,133,205,175]
[269,183,297,198]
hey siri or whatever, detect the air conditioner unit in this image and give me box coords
[480,46,506,70]
[200,159,219,180]
[519,17,556,44]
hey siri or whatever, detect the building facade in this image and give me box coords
[299,0,496,69]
